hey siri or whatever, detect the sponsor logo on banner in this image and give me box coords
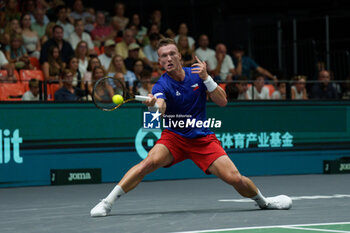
[0,129,23,164]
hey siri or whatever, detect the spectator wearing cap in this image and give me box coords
[124,42,154,72]
[232,44,277,83]
[98,39,115,70]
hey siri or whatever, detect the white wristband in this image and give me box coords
[148,102,159,112]
[203,75,218,92]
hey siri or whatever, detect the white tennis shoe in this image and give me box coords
[90,199,113,217]
[261,195,292,210]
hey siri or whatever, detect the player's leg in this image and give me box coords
[90,144,173,217]
[207,156,292,210]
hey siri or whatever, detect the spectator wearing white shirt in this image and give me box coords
[22,78,40,101]
[247,72,270,100]
[174,23,195,50]
[0,50,15,82]
[98,39,115,70]
[207,43,235,82]
[56,6,74,40]
[69,19,95,55]
[195,34,215,63]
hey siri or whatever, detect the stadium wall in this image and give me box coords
[0,101,349,187]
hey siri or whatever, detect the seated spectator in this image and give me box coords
[110,16,123,42]
[31,8,49,40]
[1,18,22,46]
[4,33,33,70]
[42,45,65,82]
[232,44,277,83]
[40,25,74,65]
[0,0,21,29]
[69,0,95,32]
[22,78,40,101]
[98,39,116,70]
[115,29,138,59]
[174,23,195,50]
[0,50,16,82]
[271,81,286,100]
[142,23,165,46]
[291,75,308,100]
[66,56,82,88]
[247,72,270,100]
[207,43,235,82]
[130,13,148,45]
[226,75,250,100]
[54,69,85,101]
[87,65,106,97]
[107,54,136,92]
[81,56,101,91]
[113,2,129,32]
[124,43,142,70]
[40,21,55,44]
[90,11,114,47]
[21,13,41,59]
[55,5,74,40]
[143,33,160,64]
[177,35,195,67]
[68,19,95,54]
[310,70,338,99]
[195,34,215,64]
[75,41,89,77]
[136,69,153,96]
[130,59,144,90]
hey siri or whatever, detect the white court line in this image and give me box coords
[282,226,350,233]
[171,222,350,233]
[218,194,350,202]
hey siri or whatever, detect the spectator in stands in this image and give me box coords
[130,59,144,90]
[310,70,338,99]
[0,50,16,82]
[143,33,160,64]
[291,75,308,100]
[115,29,136,59]
[1,18,22,46]
[91,11,114,47]
[22,78,40,101]
[66,56,82,88]
[107,54,135,91]
[87,65,106,96]
[225,75,249,101]
[247,72,270,100]
[5,33,33,70]
[40,25,74,64]
[21,13,41,59]
[42,45,64,82]
[195,34,215,64]
[75,40,89,77]
[31,8,48,40]
[174,23,195,50]
[177,35,195,67]
[130,13,148,45]
[40,21,55,44]
[232,44,277,83]
[113,2,129,32]
[142,23,165,46]
[69,0,94,32]
[149,9,170,36]
[271,81,286,100]
[207,43,235,82]
[110,16,123,42]
[82,56,101,91]
[98,39,115,70]
[55,5,74,40]
[68,19,95,54]
[0,0,21,29]
[136,69,153,96]
[54,68,84,101]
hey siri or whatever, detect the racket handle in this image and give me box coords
[134,95,151,102]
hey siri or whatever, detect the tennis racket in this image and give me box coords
[92,76,151,111]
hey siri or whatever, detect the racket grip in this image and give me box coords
[135,95,151,102]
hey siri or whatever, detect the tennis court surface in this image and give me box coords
[1,174,349,233]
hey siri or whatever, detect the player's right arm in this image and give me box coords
[143,95,166,115]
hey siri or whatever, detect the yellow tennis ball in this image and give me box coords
[112,94,124,105]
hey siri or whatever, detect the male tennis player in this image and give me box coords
[90,38,292,217]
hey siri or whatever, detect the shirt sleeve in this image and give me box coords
[152,82,166,100]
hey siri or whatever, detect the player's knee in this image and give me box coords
[224,170,243,186]
[138,158,161,175]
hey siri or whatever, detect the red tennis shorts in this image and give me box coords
[156,129,227,174]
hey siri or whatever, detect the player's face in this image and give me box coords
[158,44,182,73]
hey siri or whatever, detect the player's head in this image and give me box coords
[157,38,182,73]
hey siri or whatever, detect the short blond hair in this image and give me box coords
[157,38,177,50]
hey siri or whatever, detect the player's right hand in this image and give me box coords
[143,94,157,107]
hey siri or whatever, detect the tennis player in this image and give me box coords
[90,38,292,217]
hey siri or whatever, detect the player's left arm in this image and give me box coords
[192,56,227,107]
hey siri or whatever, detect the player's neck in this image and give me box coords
[168,68,185,82]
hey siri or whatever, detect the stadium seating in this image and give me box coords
[0,82,25,101]
[28,57,41,70]
[19,69,45,91]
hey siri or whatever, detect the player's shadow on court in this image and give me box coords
[108,207,259,217]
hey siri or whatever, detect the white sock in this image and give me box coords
[105,185,125,204]
[251,189,268,208]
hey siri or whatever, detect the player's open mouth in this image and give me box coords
[167,64,174,69]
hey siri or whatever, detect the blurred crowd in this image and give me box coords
[0,0,349,101]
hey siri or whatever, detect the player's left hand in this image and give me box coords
[191,56,209,80]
